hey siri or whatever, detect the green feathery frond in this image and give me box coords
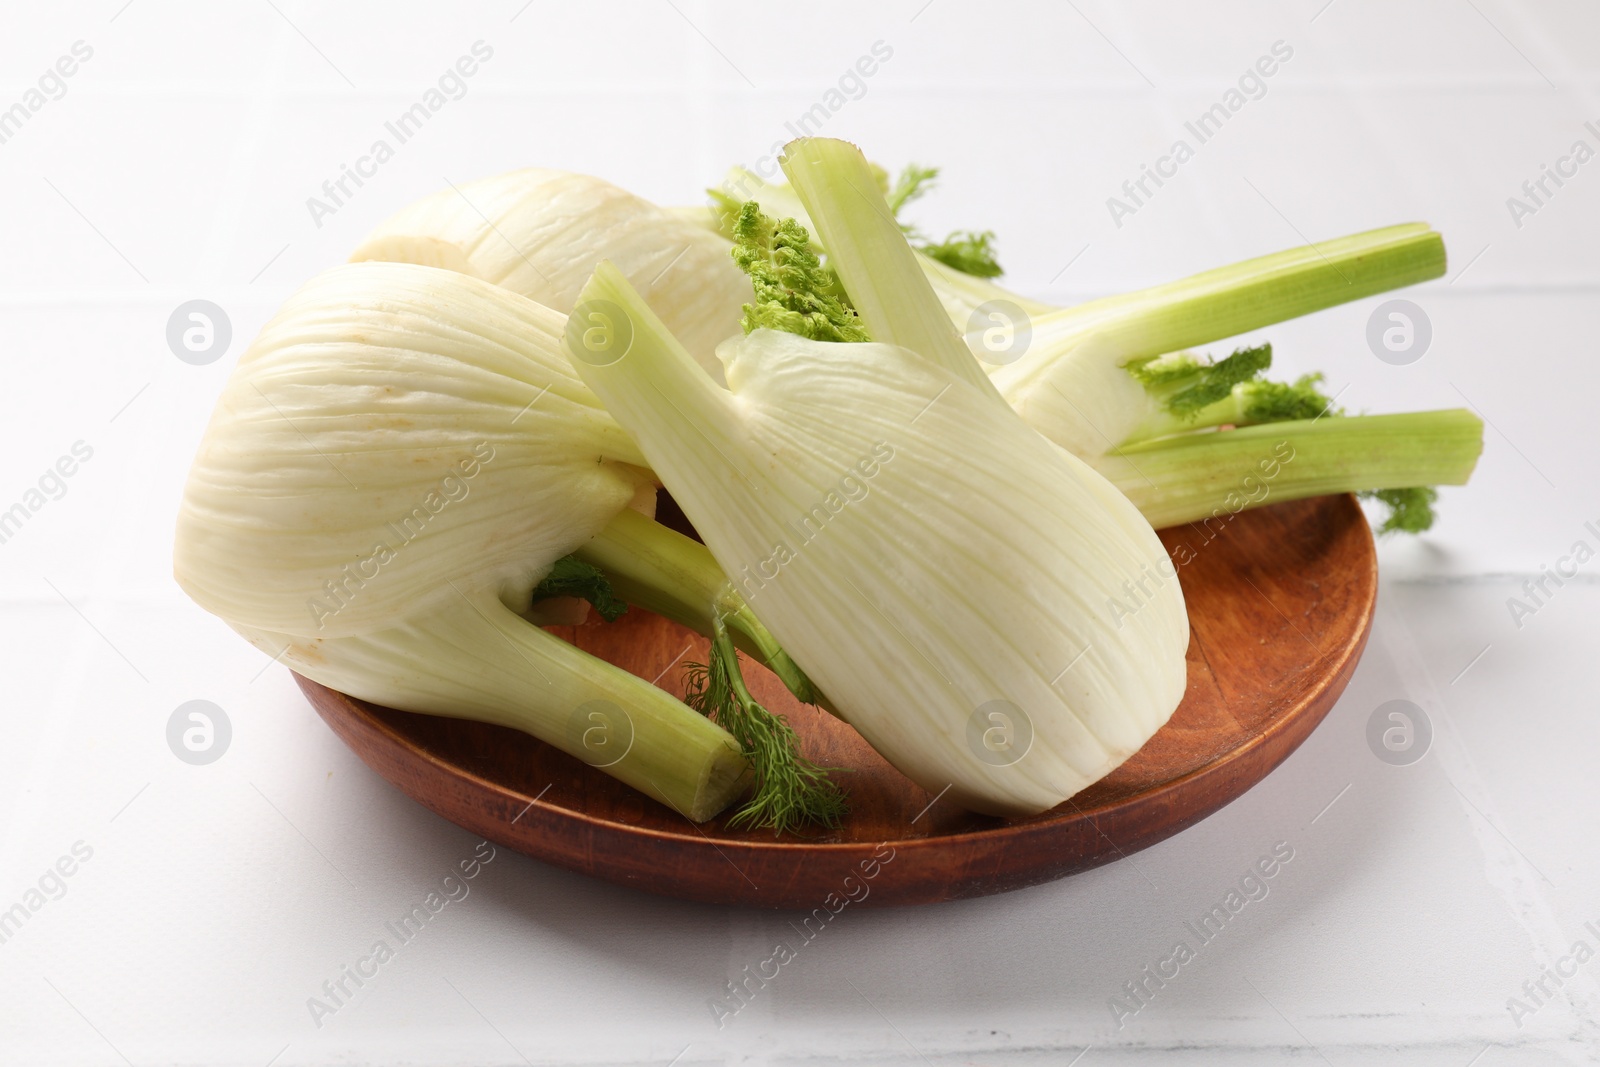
[1164,344,1274,416]
[919,230,1004,278]
[1129,344,1275,418]
[529,555,627,621]
[1126,350,1206,387]
[1239,373,1339,423]
[1361,486,1440,534]
[887,163,939,217]
[886,164,1006,278]
[1126,345,1443,534]
[683,614,847,834]
[1130,349,1337,425]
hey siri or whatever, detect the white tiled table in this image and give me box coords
[1,2,1596,1063]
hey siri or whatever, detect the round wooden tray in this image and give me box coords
[299,493,1375,909]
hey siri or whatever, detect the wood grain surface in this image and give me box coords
[299,493,1376,909]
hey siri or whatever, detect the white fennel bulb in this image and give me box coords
[350,169,748,378]
[565,262,1189,816]
[174,261,746,820]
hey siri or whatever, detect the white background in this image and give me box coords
[1,1,1596,1064]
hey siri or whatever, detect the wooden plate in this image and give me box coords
[299,493,1375,909]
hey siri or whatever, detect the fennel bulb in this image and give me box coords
[565,261,1189,816]
[349,168,749,379]
[174,260,749,820]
